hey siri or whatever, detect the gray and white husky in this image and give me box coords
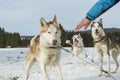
[65,34,85,65]
[91,18,120,77]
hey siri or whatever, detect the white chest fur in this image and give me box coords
[39,48,61,65]
[72,47,83,56]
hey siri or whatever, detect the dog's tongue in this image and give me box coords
[95,32,99,35]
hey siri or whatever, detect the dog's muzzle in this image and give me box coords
[95,29,99,35]
[95,29,99,33]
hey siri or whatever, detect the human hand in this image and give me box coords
[75,18,91,31]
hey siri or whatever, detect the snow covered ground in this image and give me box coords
[0,47,120,80]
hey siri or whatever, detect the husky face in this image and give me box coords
[40,16,61,46]
[91,18,105,39]
[72,34,82,46]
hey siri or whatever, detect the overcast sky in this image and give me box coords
[0,0,120,36]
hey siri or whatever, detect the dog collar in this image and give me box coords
[47,46,61,49]
[93,36,106,44]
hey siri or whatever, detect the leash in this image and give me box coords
[76,55,117,80]
[47,43,117,80]
[61,47,71,53]
[61,47,117,80]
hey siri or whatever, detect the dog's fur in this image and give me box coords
[65,34,85,64]
[25,16,63,80]
[91,18,120,76]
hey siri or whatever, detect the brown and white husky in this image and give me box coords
[91,18,120,77]
[25,15,63,80]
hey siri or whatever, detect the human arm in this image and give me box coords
[75,0,120,31]
[87,0,120,20]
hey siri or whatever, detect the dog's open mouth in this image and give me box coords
[73,42,78,47]
[95,32,99,35]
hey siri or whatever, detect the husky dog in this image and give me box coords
[91,18,120,77]
[25,16,63,80]
[65,34,85,64]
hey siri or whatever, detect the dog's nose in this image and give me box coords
[52,39,57,45]
[95,29,98,32]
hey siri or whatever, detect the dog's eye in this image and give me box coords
[55,31,58,34]
[48,32,51,34]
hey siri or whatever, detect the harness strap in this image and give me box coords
[93,36,106,43]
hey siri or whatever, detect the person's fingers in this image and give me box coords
[75,18,91,31]
[75,25,79,31]
[75,25,80,31]
[84,21,91,30]
[75,26,77,31]
[84,25,88,30]
[75,22,83,31]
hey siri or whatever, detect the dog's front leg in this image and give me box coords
[54,63,63,80]
[98,53,103,77]
[25,55,35,80]
[66,53,73,64]
[40,63,49,80]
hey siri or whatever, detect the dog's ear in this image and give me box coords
[40,18,47,27]
[59,23,65,31]
[99,18,102,24]
[90,21,94,33]
[53,15,58,25]
[90,21,94,28]
[78,33,81,38]
[98,18,103,28]
[72,35,74,40]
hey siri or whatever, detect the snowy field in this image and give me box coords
[0,47,120,80]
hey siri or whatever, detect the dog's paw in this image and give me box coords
[65,40,71,44]
[98,73,102,77]
[64,62,73,65]
[77,63,86,66]
[105,74,110,77]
